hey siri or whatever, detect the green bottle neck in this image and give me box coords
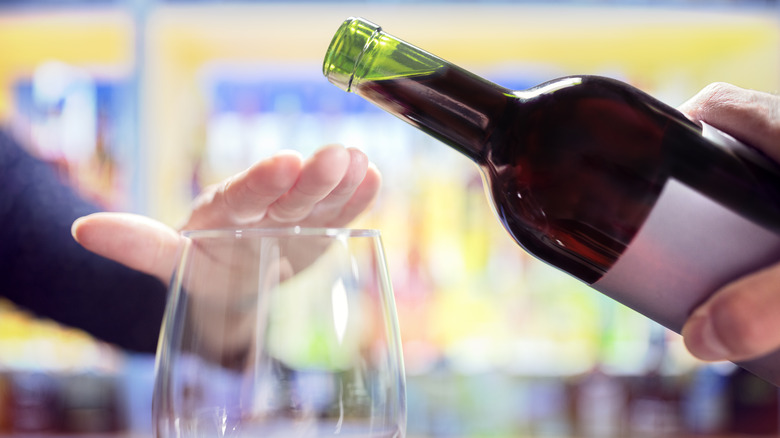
[324,17,511,163]
[323,18,443,92]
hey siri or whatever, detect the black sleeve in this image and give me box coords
[0,130,167,353]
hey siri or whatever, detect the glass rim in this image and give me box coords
[180,226,381,239]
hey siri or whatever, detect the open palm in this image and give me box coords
[72,144,381,283]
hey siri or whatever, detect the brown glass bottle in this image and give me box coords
[323,17,780,384]
[360,67,780,283]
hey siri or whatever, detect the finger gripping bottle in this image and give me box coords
[323,17,780,384]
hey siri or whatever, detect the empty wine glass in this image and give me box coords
[152,227,406,438]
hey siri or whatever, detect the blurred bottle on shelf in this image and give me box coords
[59,373,123,433]
[574,366,626,438]
[573,302,627,438]
[7,372,61,433]
[682,363,731,435]
[727,367,780,435]
[627,326,681,437]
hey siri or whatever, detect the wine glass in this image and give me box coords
[152,227,406,438]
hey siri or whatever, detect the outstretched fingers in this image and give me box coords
[184,150,304,229]
[182,144,380,231]
[72,144,383,284]
[314,161,382,228]
[265,145,351,223]
[72,212,182,282]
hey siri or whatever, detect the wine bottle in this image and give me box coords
[323,17,780,384]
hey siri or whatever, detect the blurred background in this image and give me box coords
[0,0,779,436]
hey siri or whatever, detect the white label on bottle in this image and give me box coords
[592,178,780,334]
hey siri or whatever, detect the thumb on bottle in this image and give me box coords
[682,262,780,363]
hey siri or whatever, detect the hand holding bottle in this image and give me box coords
[71,144,382,282]
[679,84,780,363]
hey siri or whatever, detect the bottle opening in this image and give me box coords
[322,17,381,92]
